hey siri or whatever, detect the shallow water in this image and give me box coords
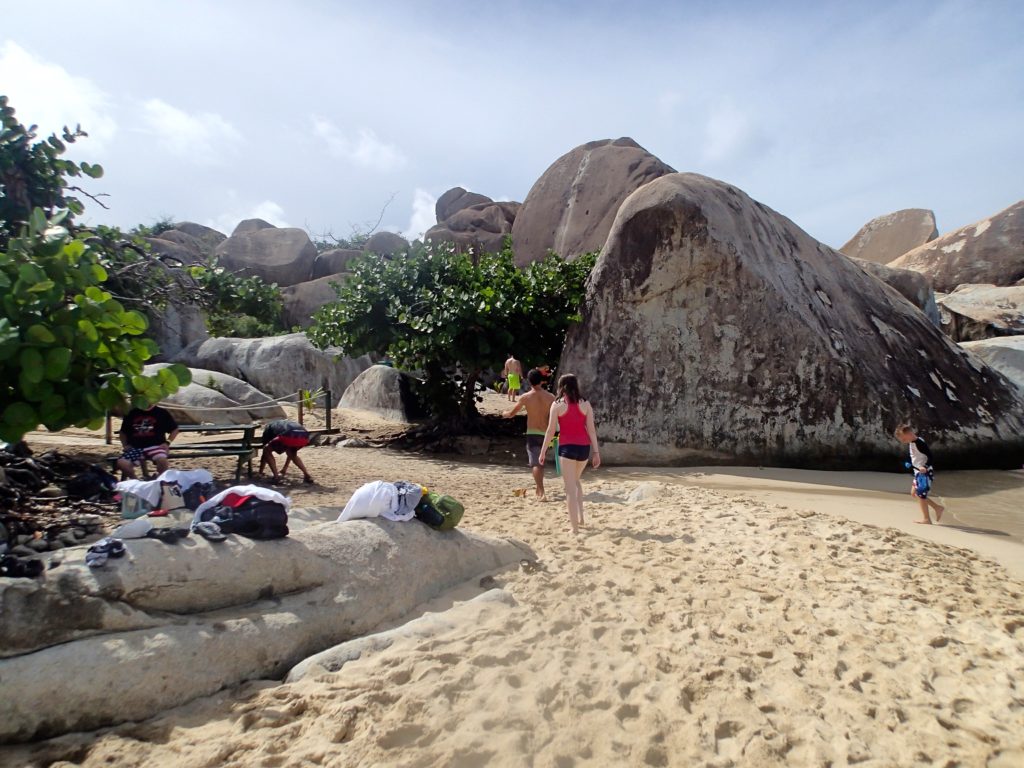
[938,470,1024,545]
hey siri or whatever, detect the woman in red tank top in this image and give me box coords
[539,374,601,534]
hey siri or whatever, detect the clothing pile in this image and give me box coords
[337,481,464,530]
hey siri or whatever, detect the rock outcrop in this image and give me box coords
[173,221,227,252]
[435,186,493,223]
[214,227,318,287]
[0,518,533,741]
[511,137,675,267]
[174,333,373,400]
[232,218,276,235]
[850,257,940,326]
[364,231,409,257]
[147,301,209,361]
[936,284,1024,341]
[340,364,422,422]
[839,208,938,264]
[425,201,520,254]
[311,248,362,279]
[146,363,286,422]
[888,200,1024,291]
[560,173,1024,469]
[282,274,348,329]
[960,336,1024,393]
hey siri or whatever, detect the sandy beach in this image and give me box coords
[4,394,1024,767]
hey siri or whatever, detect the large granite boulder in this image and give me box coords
[850,257,940,326]
[340,364,422,422]
[960,336,1024,393]
[511,137,675,267]
[214,227,318,287]
[147,301,210,361]
[144,235,202,264]
[0,518,533,741]
[282,274,348,329]
[232,218,276,235]
[435,186,493,223]
[560,173,1024,469]
[154,229,206,258]
[839,208,938,264]
[146,363,286,421]
[311,248,362,279]
[888,200,1024,291]
[936,284,1024,341]
[425,201,520,254]
[173,221,227,251]
[364,230,409,257]
[175,333,374,400]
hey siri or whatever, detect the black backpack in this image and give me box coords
[202,496,289,539]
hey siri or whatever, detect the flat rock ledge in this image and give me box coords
[0,516,533,743]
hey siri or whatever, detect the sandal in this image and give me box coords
[145,527,189,545]
[193,521,228,542]
[86,537,126,567]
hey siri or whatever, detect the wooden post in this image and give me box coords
[298,397,304,426]
[325,389,332,431]
[105,412,113,445]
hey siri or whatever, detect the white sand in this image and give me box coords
[7,400,1024,766]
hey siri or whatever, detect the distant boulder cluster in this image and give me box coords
[145,137,1024,469]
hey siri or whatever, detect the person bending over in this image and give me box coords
[259,419,314,484]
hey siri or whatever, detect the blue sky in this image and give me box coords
[2,0,1021,247]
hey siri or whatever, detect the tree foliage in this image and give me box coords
[0,210,190,442]
[188,259,286,337]
[0,96,190,442]
[308,239,596,421]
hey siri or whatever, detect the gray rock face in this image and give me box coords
[144,236,202,265]
[425,201,520,254]
[511,137,675,266]
[839,208,938,264]
[364,231,409,257]
[0,519,533,741]
[175,333,374,400]
[232,218,276,235]
[960,336,1024,393]
[435,187,493,223]
[936,284,1024,341]
[560,173,1024,469]
[340,364,421,422]
[850,257,941,326]
[311,248,362,279]
[889,200,1024,291]
[172,221,227,251]
[146,363,286,422]
[147,300,209,361]
[282,274,348,329]
[153,229,205,259]
[214,228,318,287]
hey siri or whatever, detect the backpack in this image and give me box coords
[201,495,289,539]
[414,491,464,531]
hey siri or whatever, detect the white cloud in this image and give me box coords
[0,40,117,148]
[701,99,765,165]
[207,200,289,236]
[312,117,407,172]
[403,188,437,241]
[140,98,241,163]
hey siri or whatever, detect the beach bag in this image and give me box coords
[181,481,216,511]
[67,465,117,500]
[414,491,464,531]
[120,493,155,519]
[202,494,289,539]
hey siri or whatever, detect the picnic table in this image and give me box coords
[109,423,260,482]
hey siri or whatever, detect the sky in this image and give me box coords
[2,0,1022,248]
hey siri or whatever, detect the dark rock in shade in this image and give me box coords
[214,228,318,287]
[936,284,1024,341]
[311,248,362,279]
[889,200,1024,291]
[364,231,409,257]
[850,257,940,326]
[960,337,1024,393]
[435,187,493,223]
[172,221,227,251]
[560,173,1024,469]
[511,137,675,267]
[145,236,203,265]
[232,218,277,235]
[425,201,520,255]
[340,364,423,422]
[175,333,373,401]
[282,274,349,329]
[839,208,938,264]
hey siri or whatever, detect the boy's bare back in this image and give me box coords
[519,387,556,432]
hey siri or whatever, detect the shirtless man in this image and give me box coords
[504,369,557,499]
[503,353,524,402]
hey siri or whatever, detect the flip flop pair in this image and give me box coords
[193,521,228,542]
[86,537,126,568]
[145,527,190,545]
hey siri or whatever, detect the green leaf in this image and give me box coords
[44,347,72,380]
[2,402,38,431]
[26,324,56,344]
[19,348,44,383]
[29,208,47,235]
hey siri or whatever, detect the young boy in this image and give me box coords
[259,419,314,484]
[504,369,556,500]
[117,404,179,480]
[894,424,945,524]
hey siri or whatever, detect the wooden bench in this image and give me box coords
[109,424,259,483]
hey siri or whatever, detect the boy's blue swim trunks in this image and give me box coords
[914,471,932,499]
